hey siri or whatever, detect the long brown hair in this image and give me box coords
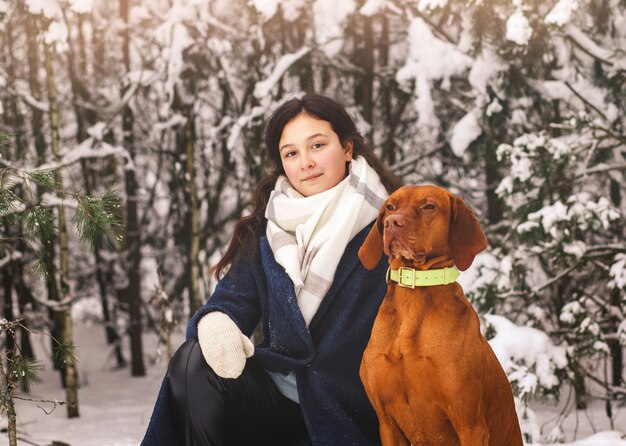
[210,94,403,279]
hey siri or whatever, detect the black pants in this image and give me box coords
[168,340,310,446]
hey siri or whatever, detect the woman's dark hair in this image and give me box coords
[210,94,403,278]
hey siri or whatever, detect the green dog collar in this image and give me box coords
[386,266,460,288]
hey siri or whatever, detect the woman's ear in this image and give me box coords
[344,140,353,160]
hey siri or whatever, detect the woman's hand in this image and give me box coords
[197,311,255,379]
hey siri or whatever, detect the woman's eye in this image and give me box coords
[284,151,297,158]
[312,142,324,150]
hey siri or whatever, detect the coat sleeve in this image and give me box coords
[186,251,263,341]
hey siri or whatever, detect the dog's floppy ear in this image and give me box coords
[358,207,385,270]
[449,195,487,271]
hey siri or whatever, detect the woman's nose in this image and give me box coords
[300,151,315,169]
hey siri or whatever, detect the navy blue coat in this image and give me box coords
[141,223,388,445]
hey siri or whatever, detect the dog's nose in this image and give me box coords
[385,214,405,228]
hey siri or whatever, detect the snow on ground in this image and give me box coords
[4,322,625,445]
[9,323,183,446]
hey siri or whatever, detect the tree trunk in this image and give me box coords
[121,0,146,377]
[484,142,504,225]
[4,17,27,158]
[14,255,35,360]
[2,268,15,359]
[184,112,202,315]
[2,20,18,364]
[175,96,202,315]
[8,19,35,363]
[608,177,624,411]
[44,41,80,418]
[25,11,64,370]
[65,11,126,368]
[0,357,18,446]
[352,14,375,143]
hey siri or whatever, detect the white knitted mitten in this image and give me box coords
[197,311,254,379]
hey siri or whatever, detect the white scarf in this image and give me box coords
[265,156,388,325]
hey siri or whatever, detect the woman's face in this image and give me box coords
[278,113,353,197]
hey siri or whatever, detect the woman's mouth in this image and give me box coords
[303,173,322,182]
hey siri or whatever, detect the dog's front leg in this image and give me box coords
[447,403,489,446]
[378,418,411,446]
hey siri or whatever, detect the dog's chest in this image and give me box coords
[364,286,472,358]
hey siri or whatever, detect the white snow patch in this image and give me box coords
[484,314,568,390]
[608,253,626,290]
[87,122,107,140]
[457,251,512,293]
[313,0,355,58]
[44,21,69,52]
[249,0,306,21]
[396,18,472,127]
[506,10,533,45]
[527,201,569,238]
[69,0,93,14]
[249,0,280,18]
[562,241,586,259]
[485,99,503,116]
[559,301,583,324]
[417,0,447,11]
[24,0,62,18]
[450,108,482,157]
[545,0,578,26]
[359,0,386,16]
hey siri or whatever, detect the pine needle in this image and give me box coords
[0,132,11,158]
[28,170,62,192]
[23,207,57,243]
[29,258,53,279]
[74,191,123,249]
[53,341,79,368]
[12,357,44,393]
[0,187,22,222]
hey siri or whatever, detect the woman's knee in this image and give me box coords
[168,340,194,381]
[167,340,225,401]
[167,340,230,444]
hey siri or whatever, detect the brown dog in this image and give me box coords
[359,185,523,446]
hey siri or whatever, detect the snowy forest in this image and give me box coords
[0,0,624,444]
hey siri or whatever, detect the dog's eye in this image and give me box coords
[423,204,436,210]
[386,204,395,211]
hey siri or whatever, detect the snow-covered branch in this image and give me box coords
[253,47,311,99]
[575,163,626,179]
[30,140,131,172]
[15,83,49,112]
[31,292,81,311]
[563,81,612,122]
[565,24,622,68]
[531,265,578,294]
[398,0,457,45]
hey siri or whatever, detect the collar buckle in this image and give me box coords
[398,267,416,289]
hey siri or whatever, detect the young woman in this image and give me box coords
[142,94,402,446]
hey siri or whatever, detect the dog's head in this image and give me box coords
[358,185,487,271]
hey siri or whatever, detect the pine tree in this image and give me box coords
[1,131,122,437]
